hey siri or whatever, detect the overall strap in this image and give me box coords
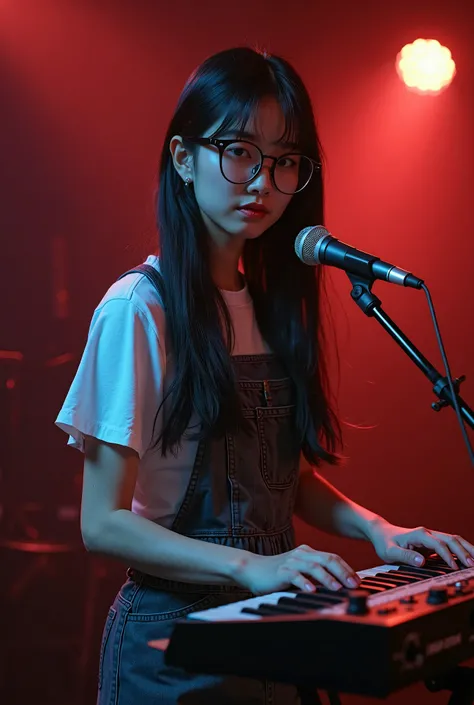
[117,264,166,306]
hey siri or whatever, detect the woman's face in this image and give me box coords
[191,97,296,247]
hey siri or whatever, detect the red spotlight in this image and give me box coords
[396,39,456,94]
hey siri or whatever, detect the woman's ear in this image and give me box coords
[169,135,194,185]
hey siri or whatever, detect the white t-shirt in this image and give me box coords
[56,255,270,528]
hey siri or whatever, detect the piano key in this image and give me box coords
[369,573,422,586]
[241,606,278,616]
[387,566,450,578]
[417,564,455,574]
[373,572,419,585]
[359,582,387,594]
[358,564,400,578]
[314,587,350,597]
[276,598,326,614]
[426,554,460,565]
[359,577,403,589]
[188,592,297,622]
[387,570,427,581]
[425,559,460,570]
[241,604,309,617]
[423,564,456,574]
[290,593,345,606]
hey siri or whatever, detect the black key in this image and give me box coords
[359,577,402,589]
[388,570,424,581]
[387,566,449,578]
[258,602,312,615]
[293,592,345,605]
[240,606,281,617]
[426,553,449,561]
[359,582,386,593]
[278,597,313,611]
[241,607,272,616]
[278,598,333,612]
[426,554,459,566]
[241,603,304,617]
[426,564,459,573]
[425,554,460,565]
[373,572,419,585]
[315,587,350,597]
[425,559,460,570]
[290,595,344,609]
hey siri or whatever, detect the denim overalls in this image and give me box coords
[97,266,317,705]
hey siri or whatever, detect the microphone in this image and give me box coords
[294,225,424,289]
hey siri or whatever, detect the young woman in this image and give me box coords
[56,46,474,705]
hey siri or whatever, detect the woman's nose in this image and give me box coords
[247,158,274,193]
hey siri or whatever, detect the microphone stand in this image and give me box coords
[345,273,474,430]
[346,273,474,705]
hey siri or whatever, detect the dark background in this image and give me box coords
[0,1,473,703]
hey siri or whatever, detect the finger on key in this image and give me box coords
[319,553,360,589]
[446,537,474,568]
[304,563,343,591]
[423,536,457,569]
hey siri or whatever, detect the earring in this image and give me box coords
[184,177,192,187]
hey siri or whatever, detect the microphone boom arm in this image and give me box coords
[346,272,474,430]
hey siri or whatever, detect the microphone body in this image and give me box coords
[295,226,424,289]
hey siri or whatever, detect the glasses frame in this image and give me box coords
[184,136,321,194]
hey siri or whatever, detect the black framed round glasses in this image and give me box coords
[184,137,321,195]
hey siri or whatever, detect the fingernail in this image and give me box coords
[414,556,424,565]
[331,580,342,590]
[467,557,474,567]
[305,582,315,592]
[347,577,358,588]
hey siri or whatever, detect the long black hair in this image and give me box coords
[155,46,341,465]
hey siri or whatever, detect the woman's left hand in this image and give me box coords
[368,519,474,569]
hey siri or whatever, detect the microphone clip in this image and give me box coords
[346,272,381,317]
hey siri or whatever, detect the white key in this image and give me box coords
[189,591,296,622]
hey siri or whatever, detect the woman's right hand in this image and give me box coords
[235,544,361,596]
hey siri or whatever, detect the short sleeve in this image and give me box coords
[56,298,165,458]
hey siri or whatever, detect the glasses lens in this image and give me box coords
[273,155,315,194]
[221,142,317,194]
[221,142,262,184]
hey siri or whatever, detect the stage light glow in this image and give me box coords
[396,39,456,93]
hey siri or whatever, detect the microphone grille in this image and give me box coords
[294,225,330,265]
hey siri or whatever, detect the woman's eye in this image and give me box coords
[277,157,297,168]
[230,148,248,157]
